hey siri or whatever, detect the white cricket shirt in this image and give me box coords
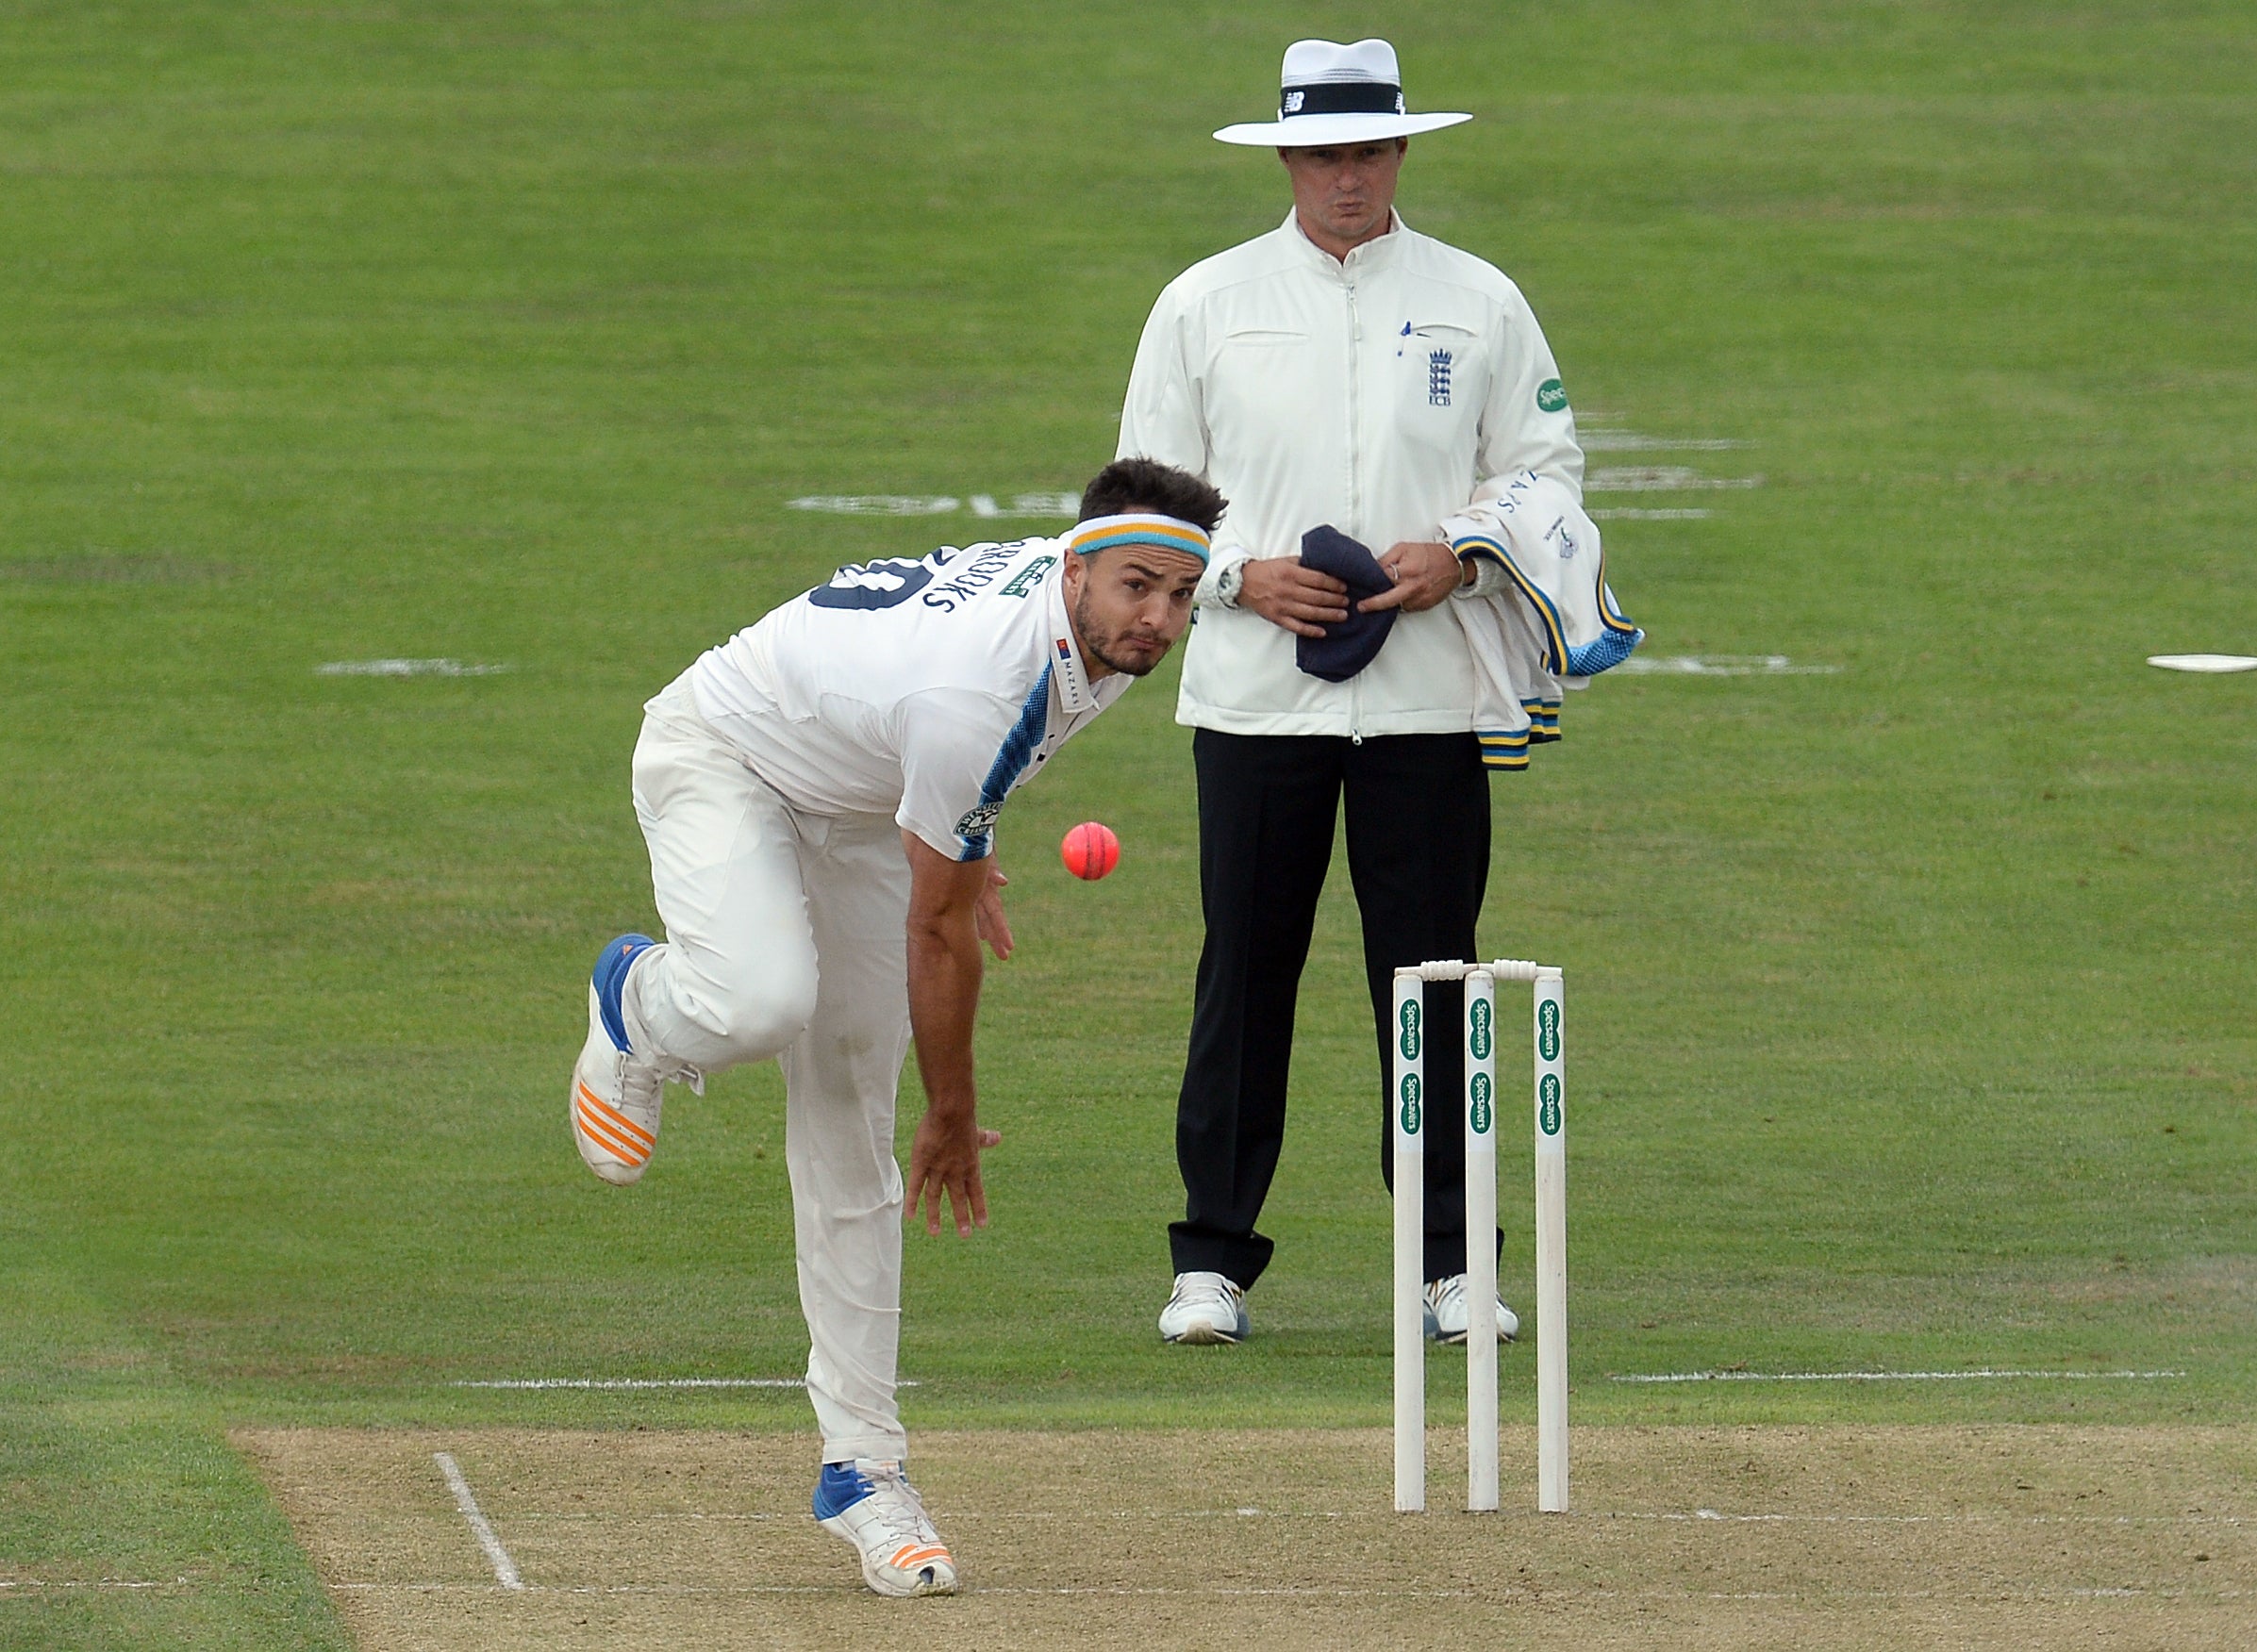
[1119,210,1584,737]
[689,537,1130,861]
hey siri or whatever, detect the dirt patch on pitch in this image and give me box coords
[237,1425,2252,1651]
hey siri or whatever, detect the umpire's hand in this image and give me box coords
[1238,555,1351,637]
[1357,540,1464,614]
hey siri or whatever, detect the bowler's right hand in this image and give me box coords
[1237,556,1351,638]
[905,1107,1004,1238]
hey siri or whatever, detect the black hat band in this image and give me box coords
[1280,81,1407,119]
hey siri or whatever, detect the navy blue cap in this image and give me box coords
[1294,525,1398,683]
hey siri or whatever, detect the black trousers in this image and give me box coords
[1170,728,1500,1289]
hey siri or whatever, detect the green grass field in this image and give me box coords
[4,1,2253,1644]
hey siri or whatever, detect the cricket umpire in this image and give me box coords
[1120,39,1588,1346]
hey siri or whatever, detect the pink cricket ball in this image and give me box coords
[1060,820,1120,881]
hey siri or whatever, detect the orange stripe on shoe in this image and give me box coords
[576,1082,656,1149]
[576,1101,648,1165]
[888,1545,951,1569]
[575,1082,656,1149]
[578,1113,647,1166]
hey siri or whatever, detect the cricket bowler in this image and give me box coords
[567,457,1222,1596]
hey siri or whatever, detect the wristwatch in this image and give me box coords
[1212,560,1245,609]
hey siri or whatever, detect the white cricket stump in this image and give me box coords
[1391,960,1568,1516]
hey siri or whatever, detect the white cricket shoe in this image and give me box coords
[1158,1271,1249,1345]
[813,1460,958,1597]
[1423,1274,1519,1345]
[571,933,700,1185]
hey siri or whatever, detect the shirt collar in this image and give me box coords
[1043,557,1097,715]
[1282,206,1406,273]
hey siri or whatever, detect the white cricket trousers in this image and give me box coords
[621,673,913,1465]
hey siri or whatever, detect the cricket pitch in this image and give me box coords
[237,1424,2253,1650]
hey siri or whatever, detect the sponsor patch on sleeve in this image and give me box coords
[1536,377,1568,413]
[954,801,1002,840]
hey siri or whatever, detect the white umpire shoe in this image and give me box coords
[1158,1271,1250,1345]
[1423,1274,1520,1345]
[813,1460,958,1597]
[571,933,701,1185]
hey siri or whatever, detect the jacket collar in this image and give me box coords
[1280,206,1408,275]
[1044,558,1097,715]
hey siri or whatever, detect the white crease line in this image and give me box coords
[332,1581,1483,1599]
[324,1579,2252,1602]
[1623,1511,2247,1527]
[495,1508,2246,1527]
[1589,507,1712,520]
[452,1377,919,1389]
[433,1452,523,1592]
[1613,1369,2187,1384]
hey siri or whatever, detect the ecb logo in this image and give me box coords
[1398,999,1421,1060]
[1538,1073,1562,1136]
[1469,1072,1493,1135]
[1468,997,1492,1060]
[1399,1074,1422,1136]
[1538,998,1561,1062]
[1427,349,1453,406]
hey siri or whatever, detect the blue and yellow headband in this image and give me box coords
[1067,513,1211,565]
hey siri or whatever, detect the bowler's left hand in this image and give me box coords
[1358,539,1463,614]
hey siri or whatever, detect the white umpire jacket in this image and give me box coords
[1118,210,1635,764]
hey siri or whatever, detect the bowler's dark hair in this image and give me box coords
[1078,457,1227,534]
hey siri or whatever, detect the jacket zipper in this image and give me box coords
[1346,272,1363,744]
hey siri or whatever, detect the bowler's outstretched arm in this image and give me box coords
[901,831,1005,1238]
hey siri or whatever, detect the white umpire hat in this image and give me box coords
[1214,39,1471,147]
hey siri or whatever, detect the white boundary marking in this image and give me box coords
[0,1578,191,1591]
[788,492,1079,519]
[315,659,507,678]
[2148,653,2257,673]
[432,1452,523,1591]
[1589,507,1711,520]
[1612,1368,2186,1384]
[1588,467,1763,492]
[1582,432,1749,452]
[1615,655,1840,677]
[451,1377,918,1389]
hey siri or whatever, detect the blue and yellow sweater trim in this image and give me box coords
[1452,533,1643,678]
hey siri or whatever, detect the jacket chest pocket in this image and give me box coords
[1206,329,1323,438]
[1390,323,1486,454]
